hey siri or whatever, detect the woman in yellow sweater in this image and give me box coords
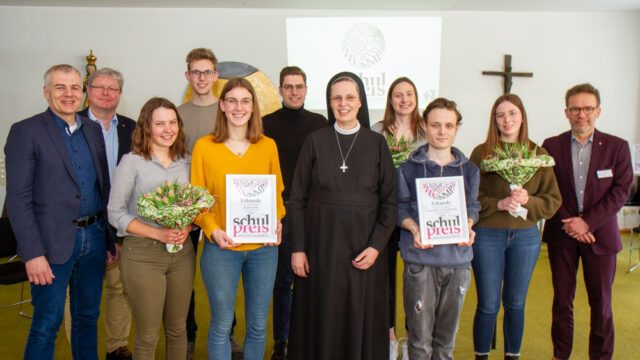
[191,77,285,360]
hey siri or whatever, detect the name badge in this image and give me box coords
[597,169,613,178]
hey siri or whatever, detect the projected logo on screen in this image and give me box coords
[341,23,385,68]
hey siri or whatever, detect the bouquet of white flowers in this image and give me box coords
[480,142,555,219]
[137,181,214,252]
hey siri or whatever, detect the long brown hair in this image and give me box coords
[131,97,187,160]
[381,77,425,140]
[480,93,531,159]
[211,78,263,143]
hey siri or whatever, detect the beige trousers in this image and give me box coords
[120,235,195,360]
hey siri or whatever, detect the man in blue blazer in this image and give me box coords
[5,64,115,360]
[542,83,632,360]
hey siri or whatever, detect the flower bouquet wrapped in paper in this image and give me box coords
[385,134,414,167]
[480,142,555,219]
[137,181,214,253]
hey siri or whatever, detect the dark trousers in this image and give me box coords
[548,243,616,360]
[387,227,400,329]
[272,218,294,341]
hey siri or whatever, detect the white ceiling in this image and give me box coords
[0,0,639,12]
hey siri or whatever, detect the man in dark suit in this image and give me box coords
[5,64,115,359]
[542,83,632,360]
[79,67,136,360]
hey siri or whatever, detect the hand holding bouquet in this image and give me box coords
[480,142,555,220]
[385,134,414,167]
[137,181,214,252]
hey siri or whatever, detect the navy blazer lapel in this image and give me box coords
[81,122,107,191]
[42,111,79,188]
[117,118,132,161]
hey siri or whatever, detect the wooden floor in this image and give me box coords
[1,235,639,359]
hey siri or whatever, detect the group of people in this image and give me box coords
[4,45,633,360]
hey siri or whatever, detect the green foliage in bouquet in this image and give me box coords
[137,181,214,230]
[480,142,555,186]
[386,134,414,167]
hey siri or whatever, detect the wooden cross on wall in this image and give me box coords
[482,54,533,94]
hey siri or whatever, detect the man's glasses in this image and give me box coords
[189,70,216,78]
[568,106,598,115]
[282,84,306,91]
[88,85,120,93]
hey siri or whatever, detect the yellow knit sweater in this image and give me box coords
[191,135,286,251]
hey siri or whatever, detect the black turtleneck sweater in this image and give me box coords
[263,105,327,200]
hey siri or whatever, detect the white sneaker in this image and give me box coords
[390,339,398,360]
[398,338,409,360]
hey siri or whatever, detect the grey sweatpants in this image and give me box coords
[403,263,470,360]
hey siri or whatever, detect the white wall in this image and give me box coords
[1,6,639,205]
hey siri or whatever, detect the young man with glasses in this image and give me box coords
[262,66,327,360]
[177,47,244,360]
[542,83,633,360]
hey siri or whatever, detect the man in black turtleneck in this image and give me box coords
[263,66,327,360]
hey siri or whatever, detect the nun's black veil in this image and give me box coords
[325,71,370,129]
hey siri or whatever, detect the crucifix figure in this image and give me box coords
[482,54,533,94]
[340,161,348,173]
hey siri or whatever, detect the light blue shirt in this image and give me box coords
[88,108,119,180]
[570,133,594,212]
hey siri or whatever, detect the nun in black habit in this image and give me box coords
[287,72,397,360]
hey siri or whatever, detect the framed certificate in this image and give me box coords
[415,175,469,245]
[226,174,277,243]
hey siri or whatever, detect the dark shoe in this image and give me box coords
[230,335,244,360]
[271,340,287,360]
[106,346,132,360]
[186,341,195,360]
[505,356,519,360]
[475,355,488,360]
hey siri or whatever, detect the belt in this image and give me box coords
[73,213,102,228]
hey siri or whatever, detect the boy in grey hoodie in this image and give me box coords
[397,98,480,360]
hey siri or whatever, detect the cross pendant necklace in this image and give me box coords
[335,129,359,173]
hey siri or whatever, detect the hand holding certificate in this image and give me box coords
[226,174,279,244]
[416,176,470,246]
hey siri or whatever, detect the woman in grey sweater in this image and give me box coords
[107,97,194,360]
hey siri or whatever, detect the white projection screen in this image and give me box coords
[286,17,442,111]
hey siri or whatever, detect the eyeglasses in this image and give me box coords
[330,95,359,104]
[282,84,306,91]
[88,85,120,93]
[189,70,216,78]
[495,110,520,122]
[568,106,598,115]
[224,98,253,107]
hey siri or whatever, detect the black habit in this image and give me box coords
[288,126,397,360]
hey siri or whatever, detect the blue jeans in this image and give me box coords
[272,219,293,342]
[24,219,107,360]
[200,243,278,360]
[471,225,540,356]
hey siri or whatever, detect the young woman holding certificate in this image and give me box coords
[469,94,561,360]
[371,77,426,359]
[288,73,397,360]
[190,78,285,360]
